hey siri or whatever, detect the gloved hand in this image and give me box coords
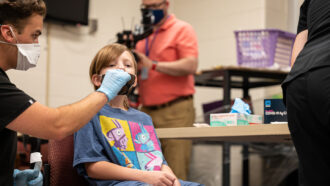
[97,69,131,102]
[13,169,43,186]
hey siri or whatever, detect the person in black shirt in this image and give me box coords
[0,0,131,185]
[282,0,330,185]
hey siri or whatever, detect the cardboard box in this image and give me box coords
[264,99,287,124]
[246,114,263,124]
[210,113,249,126]
[210,113,263,126]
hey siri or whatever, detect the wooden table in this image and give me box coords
[156,124,291,185]
[156,124,291,143]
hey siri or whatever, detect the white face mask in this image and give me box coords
[0,26,41,71]
[15,43,41,71]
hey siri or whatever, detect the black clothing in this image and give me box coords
[282,0,330,185]
[282,0,330,87]
[0,68,35,186]
[286,67,330,186]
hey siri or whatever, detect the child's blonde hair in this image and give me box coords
[89,43,137,109]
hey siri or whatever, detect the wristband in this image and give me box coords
[152,61,158,70]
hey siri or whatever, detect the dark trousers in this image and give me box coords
[286,67,330,186]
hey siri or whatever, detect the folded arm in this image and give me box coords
[290,30,308,66]
[85,161,176,186]
[135,51,198,76]
[155,57,198,76]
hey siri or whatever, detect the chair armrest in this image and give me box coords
[43,164,50,186]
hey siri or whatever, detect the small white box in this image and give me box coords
[210,113,249,127]
[210,113,263,126]
[246,114,263,124]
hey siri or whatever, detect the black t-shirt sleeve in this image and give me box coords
[297,0,310,34]
[0,72,35,130]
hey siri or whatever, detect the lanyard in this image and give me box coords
[145,29,159,57]
[145,15,171,57]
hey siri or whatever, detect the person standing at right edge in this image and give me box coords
[134,0,198,180]
[282,0,330,185]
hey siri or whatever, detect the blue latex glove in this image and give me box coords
[13,169,43,186]
[27,171,43,186]
[97,69,131,102]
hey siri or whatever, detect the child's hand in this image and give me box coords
[173,179,181,186]
[144,171,176,186]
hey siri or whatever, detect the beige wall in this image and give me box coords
[7,1,302,185]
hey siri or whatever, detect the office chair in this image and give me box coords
[44,135,88,186]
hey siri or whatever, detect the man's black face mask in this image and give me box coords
[102,73,136,95]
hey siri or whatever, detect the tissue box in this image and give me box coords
[210,113,249,126]
[264,99,287,124]
[246,114,263,124]
[210,113,263,126]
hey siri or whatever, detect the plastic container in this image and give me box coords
[234,29,296,69]
[30,152,42,171]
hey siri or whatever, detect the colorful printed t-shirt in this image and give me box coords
[73,105,166,186]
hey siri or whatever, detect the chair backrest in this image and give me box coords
[48,135,88,186]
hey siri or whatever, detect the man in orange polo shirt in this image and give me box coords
[135,0,198,180]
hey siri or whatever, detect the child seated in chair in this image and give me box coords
[73,43,203,186]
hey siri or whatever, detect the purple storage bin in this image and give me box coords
[234,29,296,68]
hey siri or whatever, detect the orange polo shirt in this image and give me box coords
[136,14,198,106]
